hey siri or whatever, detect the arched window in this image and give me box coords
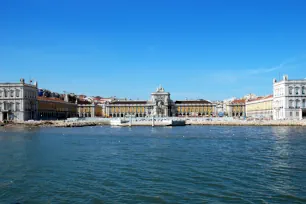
[289,87,293,95]
[4,89,8,97]
[295,87,299,95]
[302,86,305,95]
[10,90,14,97]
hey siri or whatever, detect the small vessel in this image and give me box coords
[110,118,128,126]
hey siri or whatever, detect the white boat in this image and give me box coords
[110,119,128,126]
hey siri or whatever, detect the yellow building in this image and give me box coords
[246,95,273,119]
[174,100,215,116]
[228,99,246,117]
[104,87,216,118]
[77,103,103,117]
[105,101,149,117]
[37,97,77,120]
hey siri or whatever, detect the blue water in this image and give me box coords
[0,126,306,203]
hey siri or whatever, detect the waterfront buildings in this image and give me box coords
[174,100,215,117]
[2,75,306,122]
[104,86,216,117]
[77,99,103,117]
[245,95,273,119]
[273,75,306,120]
[37,96,77,120]
[227,99,246,117]
[0,79,38,121]
[105,86,171,117]
[0,79,79,121]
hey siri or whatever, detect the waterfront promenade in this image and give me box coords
[1,117,306,127]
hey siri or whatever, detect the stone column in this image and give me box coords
[92,106,95,117]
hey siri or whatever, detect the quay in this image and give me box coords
[1,117,306,128]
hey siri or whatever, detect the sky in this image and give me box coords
[1,0,306,100]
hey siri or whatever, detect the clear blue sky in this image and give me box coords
[1,0,306,100]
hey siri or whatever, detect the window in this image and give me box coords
[296,112,299,117]
[303,99,306,108]
[0,103,2,111]
[16,103,20,111]
[289,87,293,95]
[302,87,305,95]
[10,90,14,97]
[9,103,14,111]
[296,100,300,108]
[289,100,293,108]
[4,102,8,110]
[295,87,299,95]
[290,112,292,117]
[16,90,20,97]
[4,90,8,97]
[0,90,2,98]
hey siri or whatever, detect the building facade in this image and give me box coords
[273,75,306,120]
[37,96,78,120]
[175,100,215,116]
[77,103,103,117]
[0,79,38,121]
[246,95,273,119]
[104,86,216,117]
[227,99,246,117]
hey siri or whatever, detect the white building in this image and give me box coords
[273,75,306,120]
[0,79,38,121]
[243,93,257,100]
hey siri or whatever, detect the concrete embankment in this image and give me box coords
[1,119,306,128]
[187,120,306,126]
[4,120,110,128]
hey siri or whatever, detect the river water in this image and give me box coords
[0,126,306,203]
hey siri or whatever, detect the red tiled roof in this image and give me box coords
[175,100,212,104]
[38,96,64,102]
[231,99,246,104]
[247,95,273,102]
[110,100,147,104]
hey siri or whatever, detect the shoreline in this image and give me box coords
[1,119,306,128]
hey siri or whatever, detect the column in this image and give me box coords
[92,106,95,117]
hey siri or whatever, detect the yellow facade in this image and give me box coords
[78,104,103,117]
[107,104,147,117]
[245,96,273,119]
[246,100,272,112]
[175,105,214,116]
[38,98,77,119]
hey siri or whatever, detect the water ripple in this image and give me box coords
[0,126,306,203]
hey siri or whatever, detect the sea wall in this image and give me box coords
[187,120,306,126]
[1,118,306,127]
